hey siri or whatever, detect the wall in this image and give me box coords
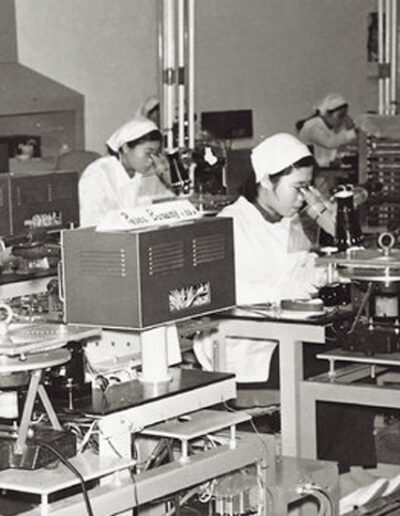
[15,0,159,153]
[196,0,377,147]
[15,0,378,153]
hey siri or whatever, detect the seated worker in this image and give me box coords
[195,133,326,385]
[297,93,357,180]
[79,117,173,227]
[194,133,396,509]
[219,132,326,305]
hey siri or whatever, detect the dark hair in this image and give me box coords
[326,103,348,115]
[241,154,315,203]
[107,129,162,157]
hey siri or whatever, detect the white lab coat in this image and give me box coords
[220,196,325,305]
[193,196,326,382]
[298,116,356,167]
[79,156,172,227]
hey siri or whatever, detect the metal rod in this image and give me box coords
[178,0,186,148]
[158,0,164,131]
[164,0,176,151]
[378,0,385,114]
[390,0,397,114]
[385,0,391,114]
[38,384,62,430]
[15,370,41,455]
[187,0,195,149]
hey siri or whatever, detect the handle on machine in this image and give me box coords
[57,260,65,303]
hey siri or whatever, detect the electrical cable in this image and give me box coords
[222,401,272,459]
[35,439,94,516]
[296,483,334,516]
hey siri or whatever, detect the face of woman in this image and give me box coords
[120,141,161,177]
[260,166,313,218]
[325,106,348,131]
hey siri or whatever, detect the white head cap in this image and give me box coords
[106,117,159,153]
[135,96,160,119]
[316,93,348,116]
[251,133,312,184]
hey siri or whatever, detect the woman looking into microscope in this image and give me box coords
[79,117,172,227]
[195,133,395,512]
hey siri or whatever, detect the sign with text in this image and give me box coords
[96,200,200,232]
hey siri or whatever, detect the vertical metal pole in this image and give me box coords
[178,0,186,148]
[385,0,391,113]
[390,0,398,114]
[378,0,385,114]
[164,0,176,151]
[158,0,165,132]
[187,0,195,149]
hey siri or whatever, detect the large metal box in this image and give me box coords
[0,171,79,236]
[61,217,236,329]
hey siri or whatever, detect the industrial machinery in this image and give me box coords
[317,231,400,355]
[359,114,400,231]
[0,304,99,470]
[61,215,235,330]
[0,170,79,237]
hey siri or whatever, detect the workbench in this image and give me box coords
[212,306,350,457]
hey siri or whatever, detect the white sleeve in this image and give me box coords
[306,124,356,150]
[79,168,110,227]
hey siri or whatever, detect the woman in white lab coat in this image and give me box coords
[297,93,357,168]
[195,134,380,495]
[196,134,326,385]
[220,133,325,307]
[79,117,172,227]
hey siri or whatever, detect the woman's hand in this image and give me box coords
[150,152,171,186]
[343,115,356,130]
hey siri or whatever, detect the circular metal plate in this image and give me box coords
[0,348,70,373]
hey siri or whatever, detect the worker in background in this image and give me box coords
[135,96,160,126]
[297,93,357,167]
[79,117,173,227]
[194,133,398,512]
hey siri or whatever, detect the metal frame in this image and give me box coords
[300,360,400,459]
[215,317,327,457]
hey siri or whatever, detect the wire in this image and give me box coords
[296,483,334,516]
[35,438,94,516]
[222,401,273,459]
[348,282,373,334]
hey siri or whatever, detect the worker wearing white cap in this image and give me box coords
[194,133,326,383]
[79,117,173,227]
[217,132,326,306]
[297,93,357,168]
[194,133,381,496]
